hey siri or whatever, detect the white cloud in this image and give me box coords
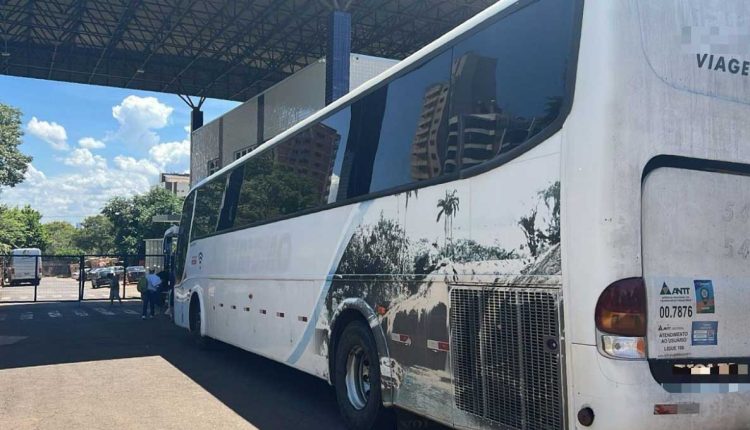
[26,117,69,150]
[0,163,153,223]
[113,155,161,177]
[111,95,173,146]
[78,137,106,149]
[64,148,107,168]
[149,139,190,167]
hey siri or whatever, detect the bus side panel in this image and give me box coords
[322,137,563,428]
[174,137,563,429]
[175,204,361,377]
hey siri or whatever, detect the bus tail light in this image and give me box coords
[595,277,647,359]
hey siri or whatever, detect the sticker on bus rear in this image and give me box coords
[692,321,718,346]
[694,280,715,314]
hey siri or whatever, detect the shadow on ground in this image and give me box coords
[0,301,446,430]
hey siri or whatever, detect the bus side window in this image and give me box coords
[191,175,227,239]
[218,166,245,231]
[332,49,455,201]
[448,0,575,169]
[174,191,195,284]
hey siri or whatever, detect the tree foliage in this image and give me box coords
[234,152,320,223]
[43,221,82,255]
[337,213,412,276]
[73,215,115,254]
[0,103,32,188]
[0,205,48,253]
[518,181,561,257]
[100,187,183,255]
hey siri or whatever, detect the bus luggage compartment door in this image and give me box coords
[642,165,750,373]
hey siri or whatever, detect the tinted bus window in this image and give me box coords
[191,175,227,239]
[175,192,194,283]
[232,128,332,228]
[449,0,575,169]
[334,50,454,200]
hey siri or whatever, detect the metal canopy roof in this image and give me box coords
[0,0,494,101]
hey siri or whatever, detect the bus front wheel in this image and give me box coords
[189,296,212,349]
[334,320,388,430]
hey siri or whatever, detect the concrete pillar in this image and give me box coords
[325,10,351,105]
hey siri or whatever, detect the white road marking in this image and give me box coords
[48,311,62,318]
[123,309,139,315]
[1,297,11,301]
[52,295,63,299]
[20,312,33,320]
[93,307,115,316]
[73,309,88,317]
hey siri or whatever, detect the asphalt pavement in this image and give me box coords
[0,300,446,430]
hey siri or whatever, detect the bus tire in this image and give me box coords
[189,296,212,350]
[334,320,386,430]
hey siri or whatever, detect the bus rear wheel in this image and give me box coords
[334,320,387,430]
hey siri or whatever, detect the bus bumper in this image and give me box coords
[570,344,750,430]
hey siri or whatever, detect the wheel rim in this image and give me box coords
[344,345,371,410]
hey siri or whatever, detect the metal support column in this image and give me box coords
[190,107,204,132]
[79,255,85,301]
[33,255,38,302]
[178,94,206,132]
[325,10,351,105]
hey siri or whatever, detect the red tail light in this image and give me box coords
[595,277,647,337]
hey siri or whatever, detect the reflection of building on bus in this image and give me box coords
[411,83,450,180]
[445,52,552,169]
[274,123,340,201]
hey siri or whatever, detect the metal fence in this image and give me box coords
[0,254,168,303]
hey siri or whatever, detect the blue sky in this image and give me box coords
[0,75,238,224]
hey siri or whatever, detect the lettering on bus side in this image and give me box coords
[696,53,750,76]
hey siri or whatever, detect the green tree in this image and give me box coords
[43,221,82,255]
[0,205,48,252]
[0,103,32,188]
[134,187,184,241]
[73,215,115,254]
[101,187,183,255]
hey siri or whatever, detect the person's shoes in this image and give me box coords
[141,316,146,320]
[149,315,154,319]
[165,308,172,316]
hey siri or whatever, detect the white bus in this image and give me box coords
[172,0,750,428]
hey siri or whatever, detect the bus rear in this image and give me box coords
[565,0,750,428]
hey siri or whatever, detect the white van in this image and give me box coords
[6,248,42,286]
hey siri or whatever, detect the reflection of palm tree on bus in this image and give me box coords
[436,190,460,245]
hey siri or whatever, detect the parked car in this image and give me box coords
[125,266,146,284]
[91,266,124,289]
[72,267,90,281]
[86,267,100,282]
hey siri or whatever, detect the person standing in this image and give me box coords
[108,272,122,305]
[143,268,161,319]
[137,274,149,319]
